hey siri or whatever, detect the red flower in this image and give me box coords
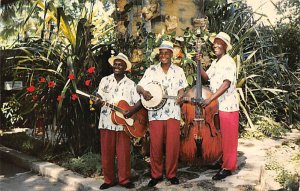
[68,73,75,80]
[57,95,62,102]
[48,81,56,88]
[85,80,91,86]
[71,94,78,100]
[32,95,37,100]
[26,85,35,92]
[177,52,184,58]
[39,77,46,83]
[87,67,95,74]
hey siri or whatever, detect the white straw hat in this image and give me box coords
[158,41,174,52]
[108,52,132,71]
[209,32,232,52]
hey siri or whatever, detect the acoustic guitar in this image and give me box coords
[76,90,148,138]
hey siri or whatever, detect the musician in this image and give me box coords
[137,41,188,187]
[95,52,141,189]
[197,32,240,180]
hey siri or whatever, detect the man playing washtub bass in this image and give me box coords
[197,32,240,180]
[137,41,188,187]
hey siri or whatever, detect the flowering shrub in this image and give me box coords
[5,0,114,155]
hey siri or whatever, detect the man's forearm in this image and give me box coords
[136,85,144,95]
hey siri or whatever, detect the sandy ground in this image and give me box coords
[130,129,300,191]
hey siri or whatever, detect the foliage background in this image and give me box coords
[1,0,299,158]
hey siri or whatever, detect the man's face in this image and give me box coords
[113,59,127,74]
[212,38,227,57]
[159,49,173,64]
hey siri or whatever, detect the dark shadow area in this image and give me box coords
[0,157,29,178]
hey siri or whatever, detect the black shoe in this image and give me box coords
[99,183,116,190]
[168,177,179,185]
[121,181,135,189]
[148,177,163,187]
[212,169,232,180]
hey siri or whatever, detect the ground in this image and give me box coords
[1,128,299,190]
[129,129,300,190]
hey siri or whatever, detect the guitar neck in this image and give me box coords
[163,95,178,100]
[103,102,125,114]
[76,90,126,114]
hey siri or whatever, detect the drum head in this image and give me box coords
[141,82,164,110]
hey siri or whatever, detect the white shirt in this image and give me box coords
[138,63,188,121]
[206,54,239,112]
[97,74,140,131]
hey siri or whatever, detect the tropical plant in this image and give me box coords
[2,0,299,158]
[2,0,115,155]
[203,0,300,136]
[1,96,23,128]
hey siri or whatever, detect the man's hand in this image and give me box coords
[201,98,212,107]
[177,96,185,105]
[124,110,133,119]
[91,96,104,106]
[137,85,153,101]
[142,90,153,101]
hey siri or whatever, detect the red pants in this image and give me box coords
[149,119,180,179]
[219,111,239,171]
[100,129,131,185]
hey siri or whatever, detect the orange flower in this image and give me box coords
[68,73,75,80]
[26,85,35,92]
[39,77,46,83]
[57,95,62,102]
[71,94,78,100]
[48,81,55,88]
[177,52,184,58]
[85,80,91,86]
[87,67,95,74]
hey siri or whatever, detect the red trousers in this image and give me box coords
[219,111,239,171]
[149,119,180,179]
[100,129,131,185]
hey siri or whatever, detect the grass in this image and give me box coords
[62,152,102,178]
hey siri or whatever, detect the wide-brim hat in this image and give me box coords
[108,52,132,71]
[209,32,232,52]
[158,40,174,52]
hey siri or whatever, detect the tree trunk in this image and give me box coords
[151,0,204,35]
[122,0,205,37]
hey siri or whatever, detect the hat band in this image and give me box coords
[117,54,128,62]
[159,45,173,49]
[216,36,230,45]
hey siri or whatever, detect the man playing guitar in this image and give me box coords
[94,52,142,190]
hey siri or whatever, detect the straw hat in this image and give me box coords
[158,41,174,52]
[209,32,232,52]
[108,52,132,71]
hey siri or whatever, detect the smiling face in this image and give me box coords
[112,59,127,75]
[212,38,227,58]
[159,49,173,64]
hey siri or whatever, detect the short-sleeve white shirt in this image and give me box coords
[138,63,188,121]
[97,74,140,131]
[206,54,239,112]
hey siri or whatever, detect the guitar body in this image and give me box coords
[75,90,148,138]
[112,100,148,138]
